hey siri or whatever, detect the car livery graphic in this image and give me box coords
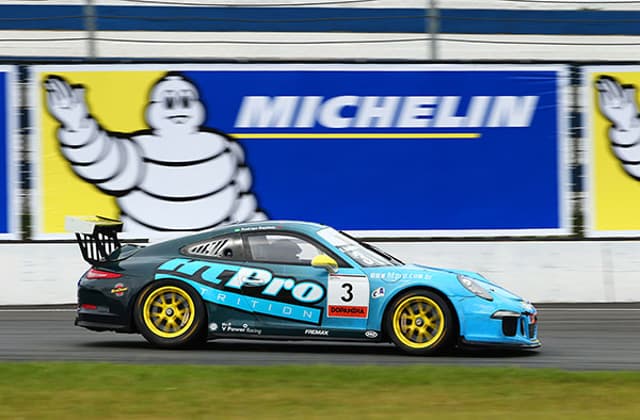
[42,72,265,236]
[69,216,540,355]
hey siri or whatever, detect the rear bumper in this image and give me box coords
[75,310,133,333]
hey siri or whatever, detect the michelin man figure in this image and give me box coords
[44,73,266,235]
[596,76,640,179]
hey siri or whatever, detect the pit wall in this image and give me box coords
[2,241,638,305]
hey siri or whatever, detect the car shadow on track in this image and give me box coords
[82,339,540,358]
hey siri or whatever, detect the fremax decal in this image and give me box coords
[43,72,266,235]
[596,76,640,180]
[155,258,325,324]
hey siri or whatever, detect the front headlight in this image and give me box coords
[457,274,493,301]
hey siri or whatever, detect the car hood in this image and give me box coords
[364,263,525,302]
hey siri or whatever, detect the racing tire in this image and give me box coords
[385,290,455,356]
[134,280,207,348]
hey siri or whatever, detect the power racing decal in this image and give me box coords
[155,258,324,324]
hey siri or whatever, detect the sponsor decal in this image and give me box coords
[234,225,279,232]
[371,287,385,299]
[209,322,218,332]
[110,283,128,297]
[328,306,368,318]
[221,322,262,335]
[327,274,369,318]
[365,330,379,339]
[369,272,431,281]
[156,258,324,324]
[235,95,539,130]
[304,328,329,336]
[587,68,640,236]
[37,70,264,238]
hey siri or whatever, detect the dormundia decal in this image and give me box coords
[327,274,369,319]
[155,258,325,324]
[234,95,539,130]
[304,328,329,336]
[110,283,128,297]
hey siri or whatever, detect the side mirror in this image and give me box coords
[311,254,338,274]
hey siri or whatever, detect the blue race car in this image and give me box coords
[69,218,540,355]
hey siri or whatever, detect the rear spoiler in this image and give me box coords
[65,215,123,265]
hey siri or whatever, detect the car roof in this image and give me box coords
[218,220,328,236]
[146,220,331,252]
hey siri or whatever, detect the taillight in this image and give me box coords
[86,268,122,280]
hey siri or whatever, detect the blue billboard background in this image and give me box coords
[0,70,8,235]
[182,67,565,233]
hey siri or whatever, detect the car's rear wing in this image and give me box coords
[65,215,123,265]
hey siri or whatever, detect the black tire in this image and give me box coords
[134,280,207,348]
[385,289,455,355]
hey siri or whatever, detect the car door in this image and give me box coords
[241,231,370,337]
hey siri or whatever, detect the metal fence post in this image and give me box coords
[84,0,97,59]
[428,0,439,60]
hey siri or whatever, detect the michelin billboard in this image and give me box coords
[32,64,569,238]
[0,66,17,239]
[584,65,640,237]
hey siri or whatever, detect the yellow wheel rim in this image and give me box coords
[142,286,195,339]
[392,296,445,349]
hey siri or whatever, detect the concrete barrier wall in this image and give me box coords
[373,241,640,303]
[2,241,639,305]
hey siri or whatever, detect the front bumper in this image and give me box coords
[459,337,541,349]
[455,297,541,348]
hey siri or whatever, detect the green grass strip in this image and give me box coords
[1,362,639,419]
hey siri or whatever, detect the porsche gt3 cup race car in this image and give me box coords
[67,216,540,355]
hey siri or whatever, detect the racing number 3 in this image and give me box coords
[327,274,369,318]
[341,283,353,302]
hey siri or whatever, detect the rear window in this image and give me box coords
[184,234,245,261]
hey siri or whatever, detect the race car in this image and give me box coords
[67,216,540,355]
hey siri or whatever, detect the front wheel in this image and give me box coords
[385,290,455,355]
[134,280,207,348]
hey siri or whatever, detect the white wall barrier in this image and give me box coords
[375,241,640,303]
[2,241,639,305]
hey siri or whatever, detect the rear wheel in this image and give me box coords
[385,290,455,355]
[134,280,206,348]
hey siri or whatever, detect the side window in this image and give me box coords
[184,234,245,261]
[246,233,323,265]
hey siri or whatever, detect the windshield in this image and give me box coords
[316,227,403,267]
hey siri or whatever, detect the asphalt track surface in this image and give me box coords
[1,304,639,370]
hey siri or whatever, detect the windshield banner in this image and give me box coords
[31,64,569,238]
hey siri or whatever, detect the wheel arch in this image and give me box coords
[380,286,460,342]
[127,277,209,333]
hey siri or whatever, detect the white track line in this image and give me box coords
[0,309,76,312]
